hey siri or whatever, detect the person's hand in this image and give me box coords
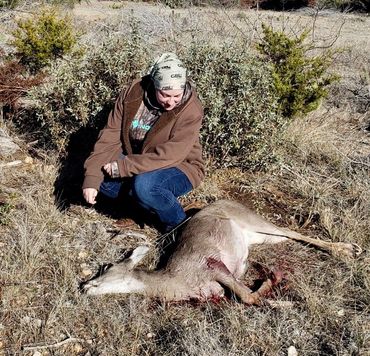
[103,162,113,177]
[103,161,120,178]
[83,188,98,205]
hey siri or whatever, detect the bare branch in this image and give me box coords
[22,337,91,351]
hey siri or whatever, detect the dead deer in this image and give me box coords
[83,200,361,304]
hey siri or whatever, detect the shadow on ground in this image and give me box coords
[53,124,101,209]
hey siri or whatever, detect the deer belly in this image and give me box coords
[220,220,251,276]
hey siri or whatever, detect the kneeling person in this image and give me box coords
[82,53,205,232]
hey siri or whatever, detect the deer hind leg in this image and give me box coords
[278,228,363,259]
[206,257,281,305]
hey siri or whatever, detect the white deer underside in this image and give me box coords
[83,200,359,302]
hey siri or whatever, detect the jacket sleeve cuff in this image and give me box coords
[82,175,103,191]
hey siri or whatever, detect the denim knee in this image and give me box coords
[99,179,122,199]
[132,173,155,207]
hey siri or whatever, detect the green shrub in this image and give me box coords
[10,8,78,72]
[24,34,282,170]
[183,42,283,170]
[46,0,82,8]
[257,24,339,118]
[26,32,149,150]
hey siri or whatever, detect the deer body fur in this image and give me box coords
[84,200,358,303]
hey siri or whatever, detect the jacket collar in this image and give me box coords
[123,76,195,154]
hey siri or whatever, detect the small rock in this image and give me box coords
[81,268,93,277]
[146,332,155,339]
[73,343,83,353]
[21,316,31,324]
[34,319,42,328]
[21,316,42,328]
[288,346,298,356]
[337,309,345,317]
[78,251,88,259]
[0,129,20,157]
[80,264,93,277]
[24,156,34,164]
[32,352,42,356]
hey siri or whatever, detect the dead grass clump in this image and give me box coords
[276,108,370,245]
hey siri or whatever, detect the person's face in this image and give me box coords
[155,89,184,111]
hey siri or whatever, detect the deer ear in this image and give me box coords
[128,245,150,267]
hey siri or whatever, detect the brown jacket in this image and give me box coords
[83,77,205,191]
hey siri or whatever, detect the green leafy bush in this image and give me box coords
[183,42,283,170]
[257,24,339,118]
[26,33,149,150]
[24,34,282,170]
[10,8,78,72]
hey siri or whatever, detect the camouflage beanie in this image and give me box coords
[149,52,187,91]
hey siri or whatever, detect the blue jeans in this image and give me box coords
[99,167,193,231]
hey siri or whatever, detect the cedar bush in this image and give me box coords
[257,24,339,118]
[10,8,78,72]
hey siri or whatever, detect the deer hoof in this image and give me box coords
[270,269,284,285]
[333,242,363,259]
[352,243,364,257]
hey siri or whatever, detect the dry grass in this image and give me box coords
[1,2,370,355]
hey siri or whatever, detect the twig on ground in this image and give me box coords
[0,160,22,168]
[22,337,90,351]
[108,230,149,241]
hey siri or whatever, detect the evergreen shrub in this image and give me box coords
[10,8,78,72]
[257,24,339,118]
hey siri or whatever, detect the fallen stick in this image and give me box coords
[22,337,89,351]
[0,160,22,168]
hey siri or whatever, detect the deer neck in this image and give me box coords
[133,270,198,301]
